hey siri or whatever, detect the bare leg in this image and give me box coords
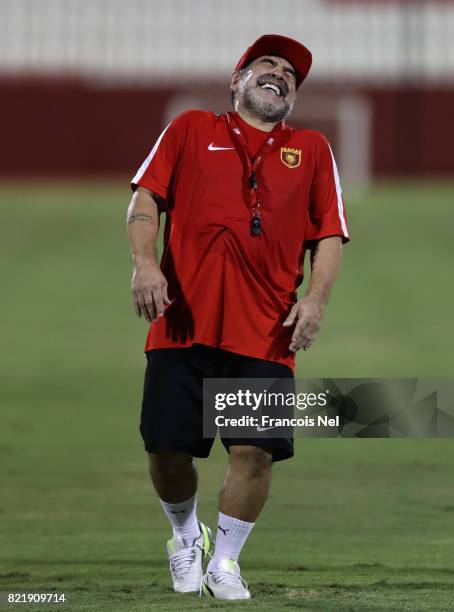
[219,445,273,522]
[148,452,197,502]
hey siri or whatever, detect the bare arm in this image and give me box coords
[283,236,343,352]
[127,186,171,322]
[305,236,343,306]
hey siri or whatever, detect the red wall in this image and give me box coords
[371,87,454,176]
[2,77,453,177]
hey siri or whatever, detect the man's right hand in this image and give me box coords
[131,261,172,322]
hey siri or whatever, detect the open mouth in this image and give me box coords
[259,81,286,97]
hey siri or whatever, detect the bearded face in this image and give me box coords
[233,56,297,123]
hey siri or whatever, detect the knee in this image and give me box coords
[148,452,193,477]
[228,445,272,478]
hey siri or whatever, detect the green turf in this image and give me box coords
[1,181,453,611]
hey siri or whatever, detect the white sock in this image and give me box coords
[208,512,254,571]
[160,494,200,546]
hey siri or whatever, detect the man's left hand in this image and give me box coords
[282,296,325,352]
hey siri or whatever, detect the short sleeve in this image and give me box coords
[130,112,190,209]
[305,135,350,244]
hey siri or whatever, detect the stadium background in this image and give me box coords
[1,1,453,610]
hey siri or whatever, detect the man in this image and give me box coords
[127,34,349,600]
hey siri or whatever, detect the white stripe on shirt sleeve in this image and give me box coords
[328,144,349,239]
[131,123,171,185]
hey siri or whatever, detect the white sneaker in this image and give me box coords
[200,558,251,600]
[167,521,213,593]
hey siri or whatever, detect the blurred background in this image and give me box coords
[1,2,454,610]
[1,0,454,185]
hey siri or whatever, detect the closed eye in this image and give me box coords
[260,58,296,82]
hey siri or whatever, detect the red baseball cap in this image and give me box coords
[234,34,312,89]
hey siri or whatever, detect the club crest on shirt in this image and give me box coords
[280,147,301,168]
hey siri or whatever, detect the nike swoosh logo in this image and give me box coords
[208,143,235,151]
[256,426,277,432]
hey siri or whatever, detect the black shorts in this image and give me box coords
[140,343,294,462]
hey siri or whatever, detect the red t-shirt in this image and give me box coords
[131,110,349,371]
[232,112,269,159]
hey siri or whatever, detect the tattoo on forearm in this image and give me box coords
[127,213,155,225]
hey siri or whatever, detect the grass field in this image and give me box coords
[1,181,453,611]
